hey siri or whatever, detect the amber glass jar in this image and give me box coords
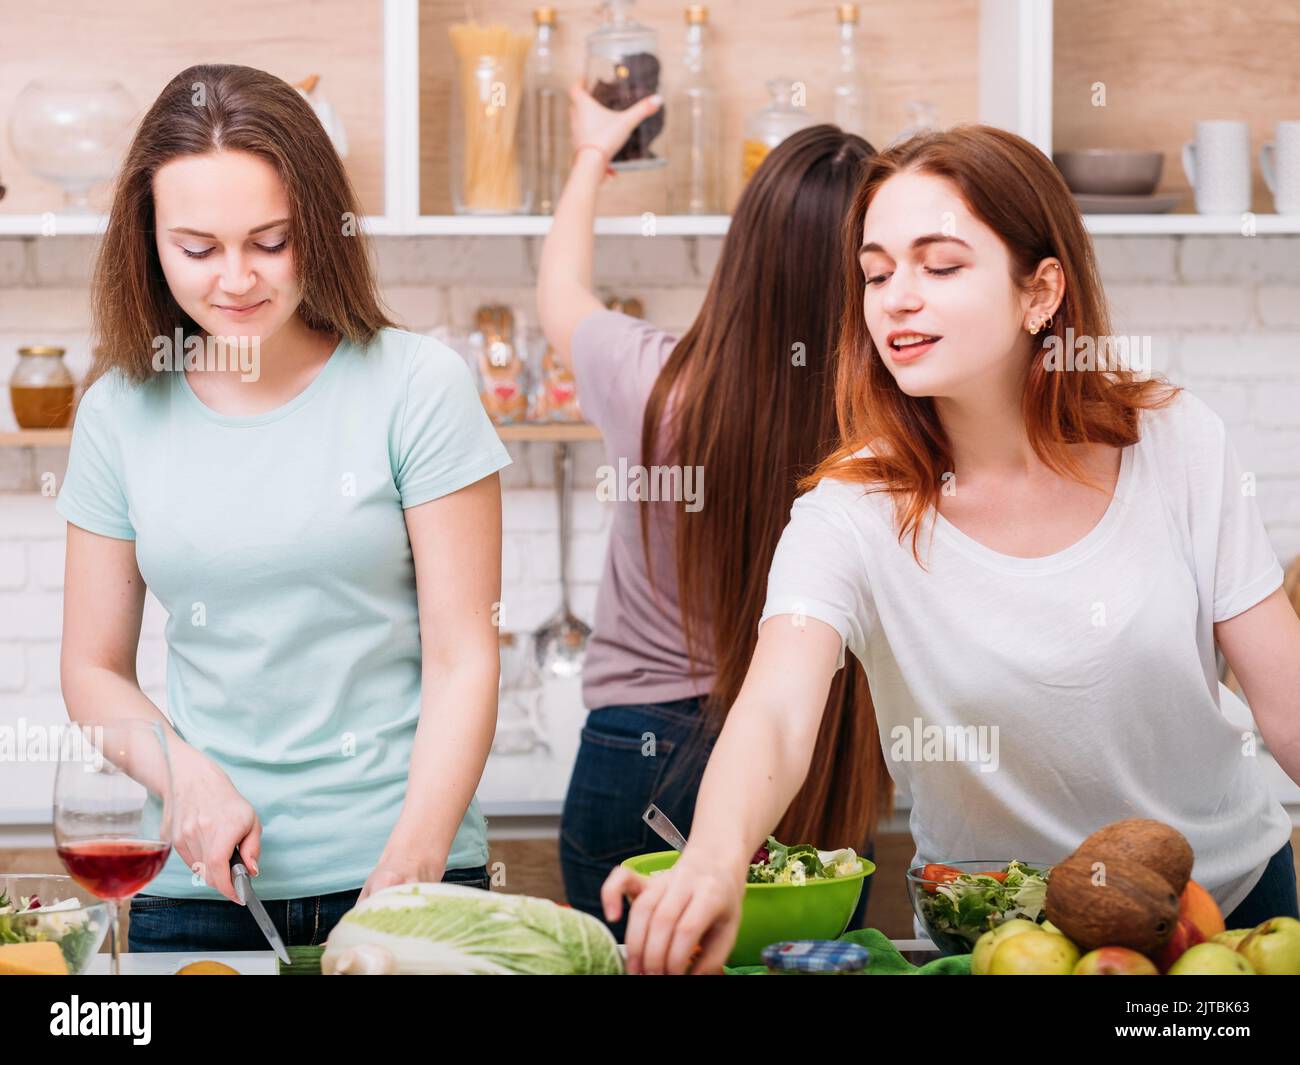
[10,345,75,429]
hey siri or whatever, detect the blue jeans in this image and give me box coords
[127,865,491,953]
[560,698,876,942]
[1223,841,1299,929]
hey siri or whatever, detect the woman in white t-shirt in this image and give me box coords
[603,124,1300,974]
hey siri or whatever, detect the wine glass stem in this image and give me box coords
[109,898,122,976]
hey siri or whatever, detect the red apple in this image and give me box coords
[1150,914,1206,974]
[1074,946,1159,975]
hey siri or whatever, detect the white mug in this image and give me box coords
[1181,120,1250,214]
[1260,121,1300,214]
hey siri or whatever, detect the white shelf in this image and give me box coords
[6,211,1298,239]
[1082,214,1300,235]
[0,213,405,238]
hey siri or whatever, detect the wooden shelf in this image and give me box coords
[496,423,601,442]
[0,425,599,448]
[0,429,71,447]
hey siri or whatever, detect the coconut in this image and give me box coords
[1044,852,1180,954]
[1075,818,1194,896]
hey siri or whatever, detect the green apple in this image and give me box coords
[988,929,1081,975]
[1209,929,1253,949]
[972,919,1042,976]
[1167,943,1255,975]
[1237,917,1300,976]
[1040,919,1063,936]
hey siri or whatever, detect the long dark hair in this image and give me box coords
[644,126,892,850]
[87,63,391,390]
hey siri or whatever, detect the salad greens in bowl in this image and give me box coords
[0,874,113,974]
[624,836,875,966]
[906,860,1053,956]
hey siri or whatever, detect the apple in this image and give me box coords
[1167,942,1255,975]
[972,919,1042,976]
[1237,917,1300,976]
[1040,919,1063,935]
[1210,929,1253,949]
[988,929,1081,975]
[1074,946,1159,975]
[1150,915,1206,974]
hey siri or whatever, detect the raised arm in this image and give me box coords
[536,80,661,369]
[602,611,844,974]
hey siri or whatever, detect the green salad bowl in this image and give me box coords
[621,850,876,967]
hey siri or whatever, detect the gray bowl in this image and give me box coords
[1053,150,1164,196]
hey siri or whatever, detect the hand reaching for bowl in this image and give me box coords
[168,744,263,905]
[601,849,744,974]
[567,78,662,174]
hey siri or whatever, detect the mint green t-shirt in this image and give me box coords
[56,327,511,900]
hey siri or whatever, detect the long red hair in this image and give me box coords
[804,125,1179,555]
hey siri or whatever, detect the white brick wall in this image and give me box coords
[1,232,1299,817]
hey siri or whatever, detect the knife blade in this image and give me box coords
[230,847,291,965]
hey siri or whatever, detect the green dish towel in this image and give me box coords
[280,931,973,975]
[725,929,971,975]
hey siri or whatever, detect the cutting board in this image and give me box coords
[84,950,278,975]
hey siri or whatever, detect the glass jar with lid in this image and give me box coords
[10,345,75,429]
[585,0,666,170]
[742,78,818,182]
[448,20,535,214]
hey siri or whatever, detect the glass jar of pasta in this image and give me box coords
[449,21,535,214]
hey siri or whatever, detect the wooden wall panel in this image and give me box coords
[419,0,981,216]
[0,0,385,216]
[1053,0,1300,213]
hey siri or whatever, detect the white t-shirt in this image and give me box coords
[759,389,1290,916]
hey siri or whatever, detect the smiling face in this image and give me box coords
[858,170,1038,403]
[153,149,300,344]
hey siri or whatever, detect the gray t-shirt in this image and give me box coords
[571,309,716,710]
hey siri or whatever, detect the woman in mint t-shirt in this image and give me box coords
[57,64,510,953]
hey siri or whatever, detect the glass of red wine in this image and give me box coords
[53,720,173,975]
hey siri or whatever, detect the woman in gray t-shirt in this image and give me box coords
[537,84,885,940]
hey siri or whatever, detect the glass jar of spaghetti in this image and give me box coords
[449,21,535,214]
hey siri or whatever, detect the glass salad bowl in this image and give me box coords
[906,859,1055,956]
[0,874,114,974]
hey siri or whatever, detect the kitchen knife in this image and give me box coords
[230,847,291,965]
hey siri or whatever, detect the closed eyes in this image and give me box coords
[864,265,962,286]
[180,240,288,260]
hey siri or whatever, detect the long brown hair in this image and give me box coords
[805,124,1179,558]
[644,125,892,850]
[87,63,390,390]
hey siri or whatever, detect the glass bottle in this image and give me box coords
[449,21,534,214]
[742,78,818,182]
[585,0,666,170]
[832,4,871,140]
[670,5,722,214]
[529,7,565,215]
[891,99,940,146]
[10,345,75,429]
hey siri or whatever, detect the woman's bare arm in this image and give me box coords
[537,81,661,369]
[1217,586,1300,784]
